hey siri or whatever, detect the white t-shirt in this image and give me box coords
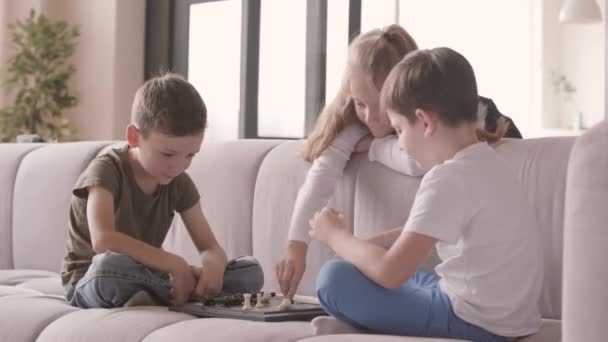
[287,125,423,242]
[404,142,543,337]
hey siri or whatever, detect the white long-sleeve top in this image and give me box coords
[287,124,426,243]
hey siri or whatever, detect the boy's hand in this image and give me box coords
[309,208,350,245]
[169,257,197,305]
[192,260,225,299]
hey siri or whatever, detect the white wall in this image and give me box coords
[0,0,144,141]
[542,0,605,132]
[44,0,145,140]
[0,1,45,111]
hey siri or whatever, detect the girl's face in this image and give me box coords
[349,70,393,137]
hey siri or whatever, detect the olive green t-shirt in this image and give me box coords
[61,144,200,287]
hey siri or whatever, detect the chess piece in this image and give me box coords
[262,292,272,304]
[255,293,264,308]
[242,293,252,310]
[278,297,292,311]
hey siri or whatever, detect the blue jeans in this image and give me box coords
[66,251,264,309]
[316,259,507,342]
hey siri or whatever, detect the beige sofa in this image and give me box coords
[0,122,601,341]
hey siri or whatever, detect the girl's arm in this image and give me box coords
[368,135,428,177]
[287,124,369,243]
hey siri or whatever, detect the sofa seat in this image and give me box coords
[142,319,313,342]
[0,286,314,342]
[0,271,314,342]
[300,335,467,342]
[0,291,79,341]
[0,269,64,295]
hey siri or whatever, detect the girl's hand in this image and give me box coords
[276,240,307,299]
[309,208,349,244]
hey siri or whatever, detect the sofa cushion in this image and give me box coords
[0,269,59,285]
[519,319,561,342]
[163,139,282,266]
[16,276,64,296]
[37,306,193,342]
[495,137,575,319]
[298,334,468,341]
[0,284,41,297]
[252,141,365,296]
[12,142,112,271]
[353,156,441,270]
[143,319,313,342]
[563,120,608,341]
[0,293,79,342]
[0,143,42,269]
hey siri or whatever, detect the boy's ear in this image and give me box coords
[415,109,438,138]
[126,125,140,147]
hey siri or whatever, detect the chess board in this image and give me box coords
[169,296,327,322]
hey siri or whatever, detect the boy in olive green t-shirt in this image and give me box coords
[62,73,263,308]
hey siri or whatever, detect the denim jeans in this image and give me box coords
[316,259,508,342]
[66,251,264,309]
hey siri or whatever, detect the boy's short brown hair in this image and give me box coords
[381,47,478,126]
[131,73,207,137]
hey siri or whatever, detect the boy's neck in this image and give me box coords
[430,123,479,164]
[127,147,160,195]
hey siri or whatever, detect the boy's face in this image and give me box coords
[388,109,427,169]
[349,71,392,137]
[128,126,204,185]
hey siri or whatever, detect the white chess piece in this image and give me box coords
[255,293,264,308]
[242,293,252,310]
[263,292,272,303]
[278,297,292,311]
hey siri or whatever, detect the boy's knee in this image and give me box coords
[91,251,138,273]
[316,259,358,295]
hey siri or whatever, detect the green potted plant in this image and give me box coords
[0,9,79,143]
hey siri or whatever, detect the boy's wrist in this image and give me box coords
[328,229,351,249]
[168,253,188,274]
[200,247,227,269]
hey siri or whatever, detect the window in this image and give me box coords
[257,0,307,138]
[361,0,395,33]
[325,0,350,103]
[152,0,604,140]
[188,1,242,142]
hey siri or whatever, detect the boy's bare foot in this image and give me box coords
[311,316,367,335]
[123,290,158,307]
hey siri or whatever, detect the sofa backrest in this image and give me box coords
[8,142,111,271]
[0,136,575,320]
[0,143,43,269]
[563,120,608,341]
[1,140,281,272]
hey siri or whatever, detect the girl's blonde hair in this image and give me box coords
[302,25,418,162]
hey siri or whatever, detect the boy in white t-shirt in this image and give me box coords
[309,47,543,341]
